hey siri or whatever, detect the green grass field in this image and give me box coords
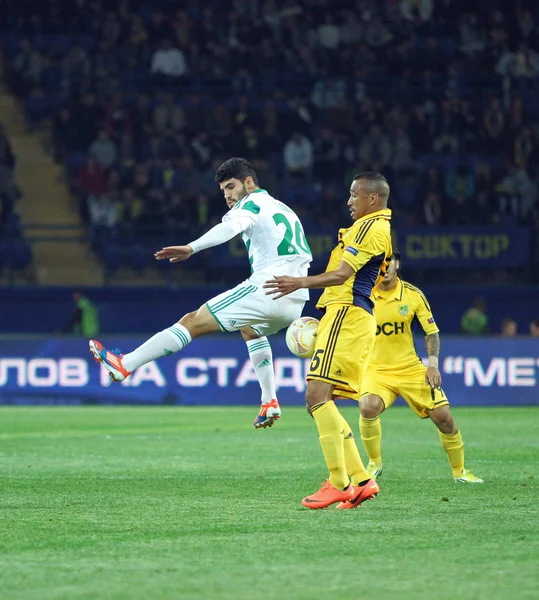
[1,406,538,600]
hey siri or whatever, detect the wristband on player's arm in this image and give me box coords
[427,356,439,369]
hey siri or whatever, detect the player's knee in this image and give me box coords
[240,327,260,342]
[431,409,457,434]
[360,395,383,419]
[178,311,197,328]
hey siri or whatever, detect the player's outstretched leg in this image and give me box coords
[428,406,484,483]
[241,328,281,429]
[89,305,220,382]
[359,394,385,479]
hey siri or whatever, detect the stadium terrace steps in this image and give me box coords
[0,85,102,285]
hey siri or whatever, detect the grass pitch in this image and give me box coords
[1,406,538,600]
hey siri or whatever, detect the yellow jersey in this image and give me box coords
[317,209,392,314]
[368,278,439,372]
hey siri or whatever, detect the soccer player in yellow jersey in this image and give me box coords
[265,172,392,509]
[359,251,483,484]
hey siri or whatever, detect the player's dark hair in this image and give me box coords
[392,249,401,277]
[215,157,259,186]
[353,171,388,185]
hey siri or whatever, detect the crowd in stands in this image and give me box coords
[0,125,33,280]
[2,0,539,281]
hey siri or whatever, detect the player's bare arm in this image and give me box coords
[155,245,194,263]
[425,332,442,388]
[264,261,354,300]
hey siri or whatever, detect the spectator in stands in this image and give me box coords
[391,127,414,174]
[283,131,313,180]
[513,126,535,170]
[313,126,341,181]
[423,192,443,226]
[481,98,505,151]
[500,318,518,337]
[52,108,77,163]
[317,14,340,50]
[78,156,106,201]
[150,39,187,77]
[461,297,489,335]
[165,192,191,236]
[60,291,100,338]
[119,188,143,230]
[153,93,185,137]
[529,319,539,337]
[445,163,476,204]
[11,38,42,95]
[359,125,392,173]
[400,0,433,24]
[62,44,91,93]
[88,191,118,248]
[474,190,498,225]
[89,131,117,169]
[0,125,16,169]
[77,93,102,151]
[311,78,346,110]
[459,12,486,57]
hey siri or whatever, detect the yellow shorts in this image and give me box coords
[360,364,450,418]
[307,304,376,400]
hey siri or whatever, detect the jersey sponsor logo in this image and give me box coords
[398,305,409,316]
[345,246,358,256]
[376,322,405,336]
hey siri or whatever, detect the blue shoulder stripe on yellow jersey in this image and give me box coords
[354,220,375,244]
[403,283,432,311]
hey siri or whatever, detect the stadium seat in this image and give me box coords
[129,244,151,274]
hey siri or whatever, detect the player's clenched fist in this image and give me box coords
[154,245,193,263]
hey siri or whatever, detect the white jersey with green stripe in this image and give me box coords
[223,189,312,300]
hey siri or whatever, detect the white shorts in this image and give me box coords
[206,281,305,336]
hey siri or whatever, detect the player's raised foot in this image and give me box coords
[335,478,380,509]
[301,480,355,509]
[367,460,383,480]
[89,340,131,383]
[454,469,484,484]
[253,399,281,429]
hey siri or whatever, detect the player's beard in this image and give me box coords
[230,184,249,206]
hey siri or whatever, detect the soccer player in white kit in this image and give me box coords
[89,158,312,428]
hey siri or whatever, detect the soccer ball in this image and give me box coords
[285,316,319,358]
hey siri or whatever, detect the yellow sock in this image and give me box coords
[341,415,369,486]
[439,430,464,477]
[359,416,382,464]
[311,401,349,490]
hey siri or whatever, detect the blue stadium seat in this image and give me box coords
[129,244,151,273]
[6,240,33,270]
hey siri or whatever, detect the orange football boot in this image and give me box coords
[301,480,355,509]
[254,399,281,429]
[335,478,380,509]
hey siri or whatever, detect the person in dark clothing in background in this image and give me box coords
[61,290,100,337]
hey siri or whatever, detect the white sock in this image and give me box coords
[246,337,276,404]
[122,323,192,372]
